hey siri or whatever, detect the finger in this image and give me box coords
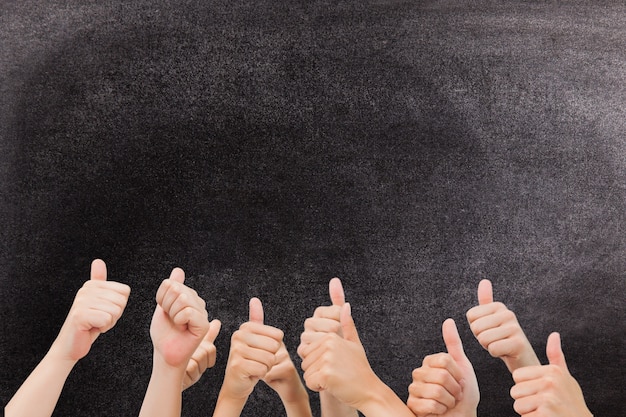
[231,344,277,374]
[329,277,345,306]
[170,267,186,284]
[81,308,115,332]
[90,259,107,281]
[302,366,327,392]
[408,377,457,412]
[466,302,505,324]
[511,365,546,383]
[81,282,131,308]
[184,358,202,390]
[249,297,264,324]
[546,332,568,370]
[206,319,222,343]
[467,303,510,333]
[173,306,209,337]
[313,305,342,320]
[303,317,342,335]
[420,353,464,387]
[407,395,449,416]
[340,303,360,344]
[235,326,283,353]
[411,367,462,404]
[83,298,126,324]
[510,379,542,400]
[442,319,466,364]
[513,395,540,415]
[300,333,338,369]
[477,279,493,305]
[239,322,284,342]
[159,281,186,313]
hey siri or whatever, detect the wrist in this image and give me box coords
[151,351,186,385]
[505,346,540,373]
[279,382,309,405]
[213,387,249,417]
[45,343,80,369]
[356,378,413,417]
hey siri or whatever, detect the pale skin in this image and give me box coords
[510,333,593,417]
[139,267,211,417]
[297,278,358,417]
[466,279,539,374]
[407,319,479,417]
[5,259,131,417]
[299,302,415,417]
[213,297,312,417]
[183,319,222,391]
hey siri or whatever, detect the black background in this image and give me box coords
[1,1,624,416]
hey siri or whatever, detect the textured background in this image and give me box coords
[1,0,625,416]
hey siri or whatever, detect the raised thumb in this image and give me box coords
[169,267,186,284]
[340,303,361,344]
[442,318,466,363]
[329,277,346,306]
[90,259,107,281]
[477,279,493,305]
[249,297,264,324]
[546,332,568,370]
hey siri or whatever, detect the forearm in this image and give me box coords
[5,350,76,417]
[320,391,358,417]
[280,386,312,417]
[139,357,185,417]
[212,388,249,417]
[357,379,414,417]
[505,340,540,374]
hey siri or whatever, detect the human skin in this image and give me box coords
[466,279,540,374]
[182,319,222,391]
[139,267,211,417]
[297,278,358,417]
[213,297,311,417]
[299,302,415,417]
[5,259,131,417]
[510,332,593,417]
[407,319,479,417]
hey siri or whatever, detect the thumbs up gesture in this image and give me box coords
[510,333,593,417]
[299,303,374,407]
[182,319,222,390]
[220,297,284,400]
[296,278,358,417]
[297,278,345,356]
[299,302,414,417]
[51,259,131,362]
[150,268,211,369]
[407,319,479,417]
[466,280,539,373]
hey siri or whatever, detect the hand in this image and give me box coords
[510,333,593,417]
[466,279,539,373]
[262,342,308,404]
[150,268,210,369]
[50,259,131,361]
[300,303,380,409]
[297,277,345,357]
[407,319,479,417]
[183,319,221,390]
[298,278,358,417]
[221,297,284,400]
[6,259,130,417]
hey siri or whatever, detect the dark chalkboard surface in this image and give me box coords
[1,1,624,416]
